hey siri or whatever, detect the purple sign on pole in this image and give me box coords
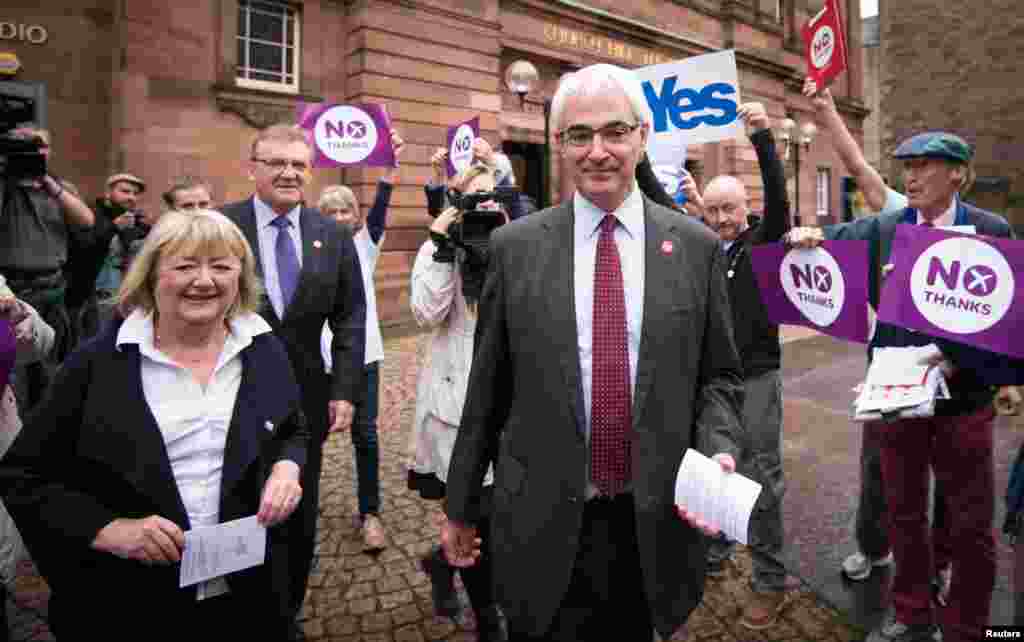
[297,102,395,168]
[877,224,1024,358]
[446,116,479,178]
[0,318,15,393]
[750,241,870,343]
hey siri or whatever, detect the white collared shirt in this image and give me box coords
[116,309,273,600]
[917,197,956,227]
[573,184,645,443]
[253,196,303,319]
[321,226,384,370]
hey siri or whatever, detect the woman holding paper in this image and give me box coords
[0,209,308,639]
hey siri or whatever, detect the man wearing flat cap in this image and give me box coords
[66,173,150,342]
[788,131,1015,642]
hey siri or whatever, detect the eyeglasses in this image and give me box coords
[557,122,640,148]
[251,158,310,174]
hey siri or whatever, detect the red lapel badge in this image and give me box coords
[313,240,323,249]
[661,240,674,255]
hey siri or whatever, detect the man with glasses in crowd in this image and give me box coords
[221,124,366,642]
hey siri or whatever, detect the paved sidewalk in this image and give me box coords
[7,333,862,641]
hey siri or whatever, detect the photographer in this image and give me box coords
[426,138,528,220]
[65,173,149,343]
[407,164,510,641]
[0,126,94,408]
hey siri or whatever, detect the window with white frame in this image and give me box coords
[236,1,299,94]
[816,167,831,218]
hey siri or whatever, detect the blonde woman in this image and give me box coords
[0,210,308,638]
[318,129,404,552]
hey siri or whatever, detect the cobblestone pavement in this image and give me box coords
[7,332,863,642]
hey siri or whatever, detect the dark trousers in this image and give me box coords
[50,589,291,639]
[351,362,381,516]
[289,395,330,616]
[509,493,652,642]
[875,408,996,642]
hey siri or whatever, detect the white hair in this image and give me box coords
[549,64,652,133]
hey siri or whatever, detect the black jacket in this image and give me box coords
[0,318,308,634]
[725,129,791,378]
[64,198,149,309]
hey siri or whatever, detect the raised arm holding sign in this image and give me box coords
[801,0,848,89]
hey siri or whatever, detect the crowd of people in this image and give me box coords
[0,61,1019,642]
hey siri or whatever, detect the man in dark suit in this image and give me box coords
[789,131,1013,642]
[221,124,366,638]
[442,64,745,641]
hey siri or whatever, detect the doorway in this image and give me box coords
[502,141,544,211]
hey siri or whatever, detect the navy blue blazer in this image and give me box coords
[221,199,366,435]
[0,318,309,628]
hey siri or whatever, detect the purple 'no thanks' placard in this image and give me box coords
[878,224,1024,358]
[446,116,479,178]
[297,102,395,168]
[750,241,870,343]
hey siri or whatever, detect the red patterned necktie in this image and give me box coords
[591,214,632,497]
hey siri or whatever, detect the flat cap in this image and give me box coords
[106,173,146,193]
[892,131,972,163]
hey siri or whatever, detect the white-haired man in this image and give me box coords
[442,63,744,641]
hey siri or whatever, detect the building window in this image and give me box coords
[236,0,299,94]
[816,167,832,218]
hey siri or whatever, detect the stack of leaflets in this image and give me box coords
[853,344,951,422]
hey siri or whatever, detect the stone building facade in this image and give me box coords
[879,0,1024,229]
[1,0,867,326]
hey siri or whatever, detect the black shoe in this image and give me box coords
[475,604,508,642]
[421,546,460,618]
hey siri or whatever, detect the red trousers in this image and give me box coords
[873,407,996,642]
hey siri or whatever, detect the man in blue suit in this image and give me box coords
[221,124,366,640]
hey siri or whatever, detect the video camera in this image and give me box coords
[0,91,47,181]
[431,185,519,302]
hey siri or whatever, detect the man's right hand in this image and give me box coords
[786,226,825,248]
[91,516,185,565]
[440,518,480,567]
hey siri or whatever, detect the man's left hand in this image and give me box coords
[675,453,735,536]
[328,399,354,434]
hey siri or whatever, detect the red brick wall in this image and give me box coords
[1,3,117,199]
[880,0,1024,227]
